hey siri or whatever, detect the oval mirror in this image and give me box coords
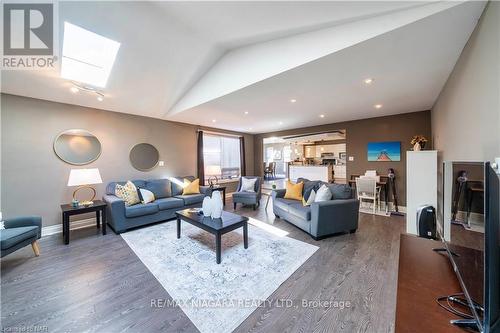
[54,129,102,165]
[130,143,159,171]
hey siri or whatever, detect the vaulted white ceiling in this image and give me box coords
[1,1,486,133]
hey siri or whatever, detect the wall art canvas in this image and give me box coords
[367,141,401,162]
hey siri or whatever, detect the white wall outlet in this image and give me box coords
[159,161,165,167]
[348,156,354,161]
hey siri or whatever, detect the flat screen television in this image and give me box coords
[439,162,499,332]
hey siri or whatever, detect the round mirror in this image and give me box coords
[54,129,102,165]
[130,143,159,171]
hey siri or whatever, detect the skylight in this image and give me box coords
[61,22,120,88]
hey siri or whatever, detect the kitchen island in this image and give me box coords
[289,165,333,182]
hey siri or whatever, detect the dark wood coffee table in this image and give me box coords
[175,209,249,264]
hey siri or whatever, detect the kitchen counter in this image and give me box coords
[289,165,333,182]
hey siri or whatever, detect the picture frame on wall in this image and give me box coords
[367,141,401,162]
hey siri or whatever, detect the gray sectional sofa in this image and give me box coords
[272,178,359,240]
[103,176,209,233]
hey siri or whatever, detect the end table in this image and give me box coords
[60,200,107,245]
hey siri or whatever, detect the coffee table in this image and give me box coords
[175,209,249,264]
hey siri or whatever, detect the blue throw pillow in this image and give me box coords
[327,183,352,200]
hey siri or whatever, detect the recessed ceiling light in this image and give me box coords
[319,114,325,118]
[290,99,297,103]
[97,96,104,102]
[61,22,121,88]
[212,119,216,123]
[278,121,283,125]
[364,78,374,84]
[244,111,249,115]
[70,86,79,93]
[374,104,383,109]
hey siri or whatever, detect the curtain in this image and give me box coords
[240,136,246,176]
[197,131,205,183]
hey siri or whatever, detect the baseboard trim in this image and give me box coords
[42,218,97,237]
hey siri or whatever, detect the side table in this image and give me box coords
[60,200,107,245]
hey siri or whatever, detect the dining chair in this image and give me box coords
[356,178,381,214]
[264,162,273,179]
[269,162,277,179]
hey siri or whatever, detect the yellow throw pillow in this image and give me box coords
[182,178,200,195]
[284,181,304,201]
[115,181,140,206]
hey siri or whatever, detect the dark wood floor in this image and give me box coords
[1,199,405,333]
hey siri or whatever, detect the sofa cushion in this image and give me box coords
[174,193,205,206]
[156,197,184,210]
[106,180,145,195]
[125,203,159,218]
[288,203,311,221]
[0,226,38,250]
[145,179,172,199]
[171,176,196,196]
[233,191,257,199]
[302,180,322,201]
[328,183,353,200]
[274,198,300,212]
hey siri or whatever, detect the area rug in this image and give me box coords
[121,217,318,333]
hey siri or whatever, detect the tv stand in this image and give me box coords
[396,234,465,332]
[433,247,460,257]
[451,319,480,331]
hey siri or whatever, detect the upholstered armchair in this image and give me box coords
[232,176,262,210]
[1,216,42,258]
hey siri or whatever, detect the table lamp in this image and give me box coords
[67,168,102,206]
[206,165,222,187]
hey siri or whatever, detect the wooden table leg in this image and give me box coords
[62,212,66,238]
[102,208,107,235]
[243,222,248,249]
[64,214,70,245]
[177,217,181,239]
[96,210,101,228]
[216,233,221,264]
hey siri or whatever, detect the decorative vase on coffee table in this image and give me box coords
[211,191,223,219]
[202,196,213,217]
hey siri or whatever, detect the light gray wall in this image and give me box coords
[431,2,499,226]
[432,1,500,163]
[1,94,254,227]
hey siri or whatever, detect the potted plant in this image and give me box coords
[411,135,428,151]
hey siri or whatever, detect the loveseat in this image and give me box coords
[272,179,359,240]
[103,176,209,233]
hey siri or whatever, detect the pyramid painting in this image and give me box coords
[367,142,401,162]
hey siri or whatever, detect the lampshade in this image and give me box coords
[206,165,222,176]
[67,168,102,187]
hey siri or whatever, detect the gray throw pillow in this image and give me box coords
[302,180,321,201]
[327,183,353,200]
